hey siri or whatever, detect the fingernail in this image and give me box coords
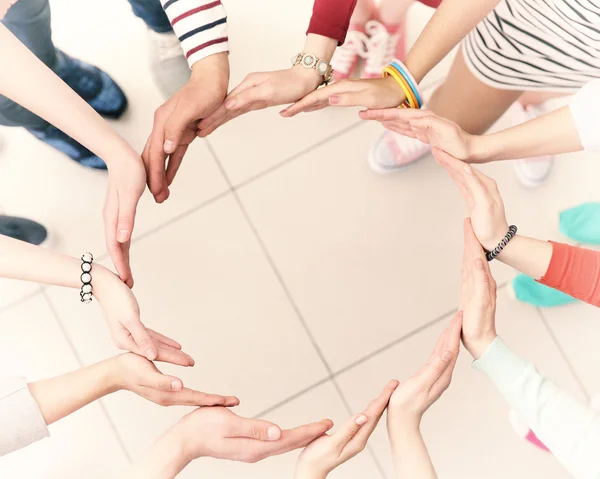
[117,229,129,242]
[171,380,182,391]
[225,99,236,109]
[464,164,473,175]
[267,426,281,441]
[441,351,453,362]
[146,348,157,360]
[355,414,368,425]
[164,139,175,153]
[329,96,339,105]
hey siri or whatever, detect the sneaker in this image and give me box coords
[513,105,554,188]
[363,19,406,79]
[368,131,430,174]
[27,125,107,170]
[331,26,369,82]
[0,216,48,246]
[148,30,191,98]
[509,273,578,308]
[55,50,128,119]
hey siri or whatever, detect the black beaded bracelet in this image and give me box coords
[485,226,518,262]
[80,252,93,303]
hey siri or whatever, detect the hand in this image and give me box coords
[294,380,399,479]
[434,148,509,251]
[280,76,404,117]
[143,53,229,203]
[171,407,334,465]
[94,265,194,366]
[460,219,498,359]
[110,353,239,407]
[359,109,475,161]
[103,154,146,288]
[387,312,462,433]
[197,66,322,137]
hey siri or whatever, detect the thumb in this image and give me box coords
[232,417,282,441]
[420,351,454,387]
[163,105,196,154]
[116,191,140,243]
[151,370,184,392]
[332,414,368,448]
[126,319,158,361]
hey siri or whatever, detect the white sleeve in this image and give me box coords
[569,79,600,152]
[0,377,49,457]
[160,0,229,68]
[473,337,600,479]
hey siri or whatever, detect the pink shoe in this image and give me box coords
[363,19,407,79]
[368,130,430,174]
[331,25,369,82]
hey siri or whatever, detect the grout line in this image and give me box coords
[0,287,43,315]
[41,290,133,463]
[536,307,591,401]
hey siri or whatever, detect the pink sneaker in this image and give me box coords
[363,19,407,79]
[331,26,369,82]
[368,130,430,174]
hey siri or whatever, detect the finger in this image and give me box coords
[231,417,283,441]
[225,85,271,112]
[198,104,229,132]
[165,144,188,187]
[332,414,368,448]
[151,370,184,392]
[147,116,169,201]
[175,389,239,407]
[163,102,196,155]
[148,329,182,350]
[104,190,132,286]
[359,108,428,122]
[155,344,195,367]
[125,319,158,361]
[120,241,134,288]
[472,168,504,207]
[381,121,417,138]
[429,313,463,398]
[283,83,347,117]
[224,74,264,105]
[116,189,140,244]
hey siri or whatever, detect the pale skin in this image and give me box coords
[0,234,192,364]
[0,23,145,288]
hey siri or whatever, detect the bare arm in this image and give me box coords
[390,424,437,479]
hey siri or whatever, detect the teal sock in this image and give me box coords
[559,202,600,245]
[512,274,578,308]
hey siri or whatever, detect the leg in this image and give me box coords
[127,0,173,33]
[427,49,522,135]
[379,0,413,25]
[518,91,567,108]
[350,0,375,25]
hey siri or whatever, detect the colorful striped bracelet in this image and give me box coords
[382,60,423,109]
[390,59,423,108]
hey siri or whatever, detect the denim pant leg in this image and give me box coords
[0,0,56,128]
[127,0,173,33]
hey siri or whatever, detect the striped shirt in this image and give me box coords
[160,0,228,68]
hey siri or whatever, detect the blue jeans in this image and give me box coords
[0,0,172,129]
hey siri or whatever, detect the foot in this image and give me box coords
[362,19,406,79]
[331,25,369,82]
[368,131,430,174]
[148,30,191,98]
[513,105,554,188]
[0,216,48,246]
[27,125,107,170]
[55,50,128,119]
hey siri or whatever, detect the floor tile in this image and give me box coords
[237,119,542,372]
[0,0,229,260]
[542,301,600,398]
[0,294,129,478]
[182,380,384,479]
[335,289,583,479]
[45,195,328,459]
[0,278,40,312]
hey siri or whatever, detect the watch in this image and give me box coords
[291,52,334,86]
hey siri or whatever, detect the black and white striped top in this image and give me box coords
[463,0,600,92]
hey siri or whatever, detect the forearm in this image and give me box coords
[474,337,600,478]
[28,359,118,425]
[390,422,437,479]
[0,24,136,168]
[493,235,553,281]
[303,34,338,62]
[129,427,190,479]
[404,0,501,82]
[471,107,583,163]
[307,0,357,46]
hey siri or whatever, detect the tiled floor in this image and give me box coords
[1,0,599,478]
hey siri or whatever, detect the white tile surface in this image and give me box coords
[45,195,328,459]
[335,290,583,479]
[0,295,129,478]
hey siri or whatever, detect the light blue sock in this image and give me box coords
[559,202,600,245]
[512,274,578,308]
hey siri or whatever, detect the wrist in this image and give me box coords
[303,34,338,61]
[388,416,422,450]
[467,134,492,163]
[191,52,230,90]
[464,333,497,360]
[97,358,121,396]
[291,63,324,90]
[294,465,327,479]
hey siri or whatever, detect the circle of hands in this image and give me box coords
[98,64,511,472]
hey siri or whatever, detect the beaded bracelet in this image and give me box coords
[485,226,518,262]
[80,252,93,303]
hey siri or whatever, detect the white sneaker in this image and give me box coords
[363,20,405,79]
[148,30,191,98]
[368,131,430,174]
[331,27,369,82]
[513,105,554,188]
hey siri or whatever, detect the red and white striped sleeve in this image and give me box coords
[160,0,229,68]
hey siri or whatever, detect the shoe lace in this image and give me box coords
[331,30,370,74]
[364,20,400,76]
[151,31,185,62]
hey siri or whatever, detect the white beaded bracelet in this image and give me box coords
[80,252,93,303]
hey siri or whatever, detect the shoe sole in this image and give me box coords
[512,158,553,189]
[367,136,427,175]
